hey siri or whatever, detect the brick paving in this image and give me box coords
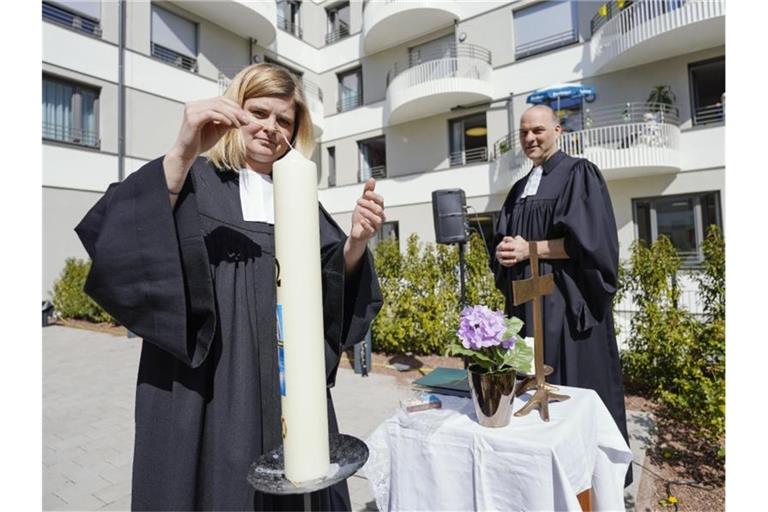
[43,326,651,511]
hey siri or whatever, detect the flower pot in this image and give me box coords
[467,365,517,428]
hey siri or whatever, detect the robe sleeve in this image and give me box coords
[552,159,619,333]
[490,186,520,315]
[317,204,383,386]
[74,157,217,368]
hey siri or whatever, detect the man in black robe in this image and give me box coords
[492,105,632,486]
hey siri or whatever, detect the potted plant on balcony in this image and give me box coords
[646,84,676,120]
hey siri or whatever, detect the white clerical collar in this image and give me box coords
[239,168,274,224]
[520,165,543,198]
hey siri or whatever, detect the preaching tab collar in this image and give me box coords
[541,150,567,175]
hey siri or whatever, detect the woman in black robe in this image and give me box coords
[492,105,632,486]
[75,63,385,511]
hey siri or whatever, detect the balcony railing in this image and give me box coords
[43,122,100,148]
[151,43,198,73]
[693,104,724,126]
[277,14,303,39]
[493,102,681,176]
[337,92,362,113]
[449,147,488,167]
[360,165,387,181]
[326,22,350,44]
[590,1,635,35]
[494,102,679,157]
[592,0,724,67]
[515,28,578,60]
[387,43,491,85]
[43,1,102,37]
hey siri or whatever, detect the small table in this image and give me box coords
[363,386,632,511]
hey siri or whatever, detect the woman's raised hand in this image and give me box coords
[169,97,253,163]
[163,97,253,201]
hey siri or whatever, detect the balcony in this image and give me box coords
[152,43,198,73]
[385,44,493,126]
[590,0,724,73]
[42,2,102,37]
[449,147,489,167]
[494,102,682,180]
[362,0,462,55]
[169,0,276,45]
[43,122,100,149]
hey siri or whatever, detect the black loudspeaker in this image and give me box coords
[432,189,468,244]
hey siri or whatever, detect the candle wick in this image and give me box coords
[279,131,296,153]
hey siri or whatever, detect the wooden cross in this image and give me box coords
[512,242,570,421]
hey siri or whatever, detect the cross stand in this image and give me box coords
[247,433,368,511]
[511,242,570,421]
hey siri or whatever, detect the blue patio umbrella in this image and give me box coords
[526,83,596,129]
[527,83,596,110]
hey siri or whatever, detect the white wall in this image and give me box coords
[43,145,119,193]
[43,187,110,297]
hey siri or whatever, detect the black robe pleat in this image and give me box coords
[491,150,633,486]
[75,156,383,511]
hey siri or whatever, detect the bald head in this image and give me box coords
[522,105,560,126]
[518,105,562,165]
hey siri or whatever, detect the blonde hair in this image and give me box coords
[207,63,315,170]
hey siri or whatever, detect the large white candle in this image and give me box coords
[273,149,330,483]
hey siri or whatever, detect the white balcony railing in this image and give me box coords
[495,104,681,179]
[592,0,724,71]
[386,45,493,125]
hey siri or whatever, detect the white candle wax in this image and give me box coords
[273,149,330,483]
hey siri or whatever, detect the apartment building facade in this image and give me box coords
[42,0,725,305]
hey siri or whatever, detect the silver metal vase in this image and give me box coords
[467,365,517,428]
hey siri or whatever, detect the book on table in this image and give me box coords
[412,367,470,397]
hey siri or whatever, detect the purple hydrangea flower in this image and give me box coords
[456,305,507,350]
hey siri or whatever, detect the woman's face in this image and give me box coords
[240,95,296,172]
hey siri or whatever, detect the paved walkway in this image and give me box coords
[43,326,653,511]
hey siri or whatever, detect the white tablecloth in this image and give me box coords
[362,385,632,511]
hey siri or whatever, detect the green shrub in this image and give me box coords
[619,228,725,447]
[372,233,504,355]
[51,258,115,324]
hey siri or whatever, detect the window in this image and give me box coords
[151,5,198,72]
[43,1,102,37]
[368,221,399,251]
[689,57,725,125]
[358,136,386,182]
[513,0,578,60]
[633,192,722,266]
[277,0,302,39]
[409,34,455,66]
[42,75,100,148]
[337,67,362,112]
[326,2,350,44]
[449,113,488,167]
[327,146,336,187]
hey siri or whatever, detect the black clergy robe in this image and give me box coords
[491,150,632,486]
[75,156,383,511]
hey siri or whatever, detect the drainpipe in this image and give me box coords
[507,91,515,140]
[118,0,126,180]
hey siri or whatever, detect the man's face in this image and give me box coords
[518,108,562,166]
